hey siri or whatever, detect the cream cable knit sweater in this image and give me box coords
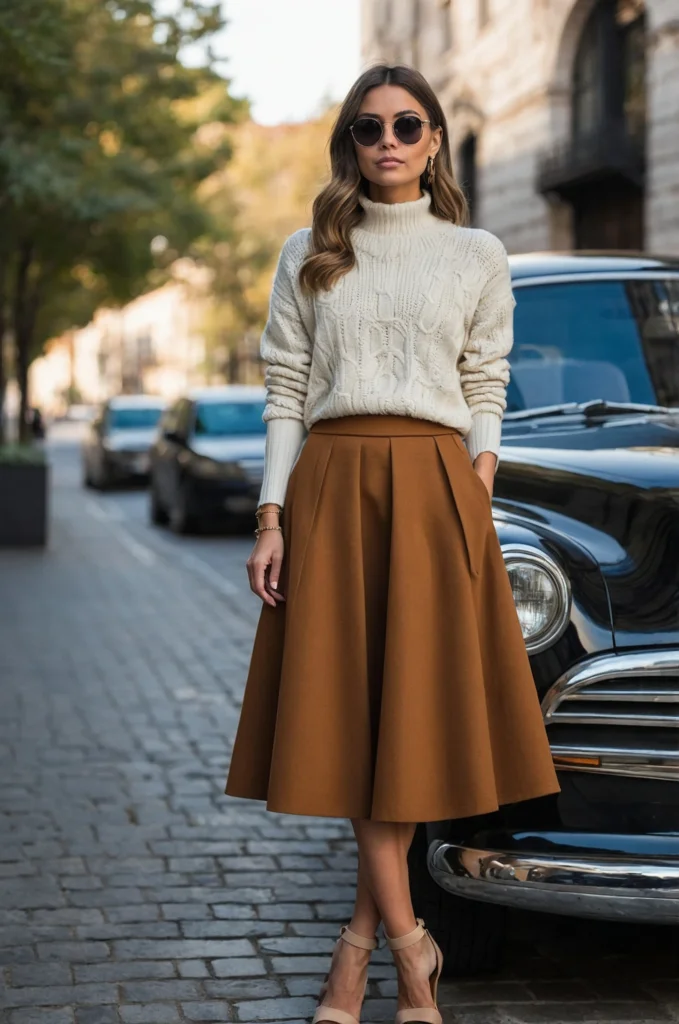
[258,190,516,507]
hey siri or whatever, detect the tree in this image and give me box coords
[196,110,335,381]
[0,0,246,440]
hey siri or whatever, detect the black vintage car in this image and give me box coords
[410,253,679,974]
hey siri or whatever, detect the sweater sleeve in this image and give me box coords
[258,229,313,507]
[258,418,307,507]
[261,229,314,423]
[459,232,515,469]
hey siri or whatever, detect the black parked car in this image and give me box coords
[82,395,166,489]
[149,385,267,533]
[409,253,679,975]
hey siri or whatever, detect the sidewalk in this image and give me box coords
[0,440,358,1024]
[1,436,678,1024]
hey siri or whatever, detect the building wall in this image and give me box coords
[29,277,211,416]
[645,3,679,251]
[361,0,679,255]
[30,264,266,416]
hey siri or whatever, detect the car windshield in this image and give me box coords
[109,407,163,429]
[193,400,266,437]
[507,279,679,413]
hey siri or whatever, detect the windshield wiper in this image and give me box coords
[504,400,674,422]
[578,399,673,417]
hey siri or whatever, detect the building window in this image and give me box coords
[572,0,646,142]
[411,0,421,65]
[572,13,600,138]
[622,10,646,140]
[459,133,478,225]
[479,0,490,30]
[439,0,452,52]
[537,0,646,249]
[380,0,393,34]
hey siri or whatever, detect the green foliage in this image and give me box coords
[0,443,46,466]
[196,113,335,378]
[0,0,247,437]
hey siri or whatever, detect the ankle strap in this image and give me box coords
[384,917,426,951]
[339,924,379,950]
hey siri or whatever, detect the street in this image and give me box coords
[1,423,678,1024]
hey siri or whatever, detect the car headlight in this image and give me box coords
[501,544,571,654]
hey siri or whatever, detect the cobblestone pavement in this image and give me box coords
[1,427,678,1024]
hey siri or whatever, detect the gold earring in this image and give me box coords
[427,156,436,185]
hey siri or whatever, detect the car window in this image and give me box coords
[108,406,164,430]
[509,279,679,411]
[193,401,266,437]
[628,279,679,408]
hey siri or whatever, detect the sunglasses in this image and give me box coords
[349,115,432,148]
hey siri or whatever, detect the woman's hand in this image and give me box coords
[473,451,497,500]
[246,511,286,607]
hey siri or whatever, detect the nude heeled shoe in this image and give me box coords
[312,924,379,1024]
[384,918,443,1024]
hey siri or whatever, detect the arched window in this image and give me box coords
[479,0,490,30]
[622,10,646,140]
[538,0,646,249]
[459,134,478,224]
[411,0,421,65]
[572,10,600,138]
[572,0,645,141]
[379,0,393,34]
[439,0,452,52]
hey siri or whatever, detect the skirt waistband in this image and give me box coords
[309,415,463,438]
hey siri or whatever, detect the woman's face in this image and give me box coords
[352,84,442,190]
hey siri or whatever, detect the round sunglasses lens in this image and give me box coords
[352,119,382,147]
[394,116,424,144]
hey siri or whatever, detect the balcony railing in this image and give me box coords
[537,120,645,196]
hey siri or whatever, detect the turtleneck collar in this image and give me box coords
[356,190,437,237]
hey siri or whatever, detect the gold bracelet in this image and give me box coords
[255,504,282,519]
[254,524,283,538]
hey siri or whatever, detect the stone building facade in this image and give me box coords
[361,0,679,255]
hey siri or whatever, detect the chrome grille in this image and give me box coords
[541,651,679,780]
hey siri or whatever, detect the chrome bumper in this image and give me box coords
[428,838,679,922]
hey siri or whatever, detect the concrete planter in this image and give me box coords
[0,462,49,546]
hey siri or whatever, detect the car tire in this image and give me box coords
[169,481,200,535]
[150,484,170,526]
[93,459,111,491]
[82,460,94,489]
[407,824,507,977]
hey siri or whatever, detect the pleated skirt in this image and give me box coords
[225,414,561,822]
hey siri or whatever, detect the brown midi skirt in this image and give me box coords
[225,415,560,822]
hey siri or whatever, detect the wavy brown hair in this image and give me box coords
[298,63,469,295]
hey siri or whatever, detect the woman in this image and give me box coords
[226,63,560,1024]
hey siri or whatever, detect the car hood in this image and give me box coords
[106,428,157,451]
[189,435,266,462]
[497,418,679,647]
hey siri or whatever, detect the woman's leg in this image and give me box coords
[349,854,382,937]
[352,819,416,936]
[315,847,381,1019]
[352,819,439,1013]
[317,819,438,1018]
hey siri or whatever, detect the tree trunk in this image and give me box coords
[0,252,7,446]
[12,242,44,444]
[228,345,240,384]
[0,249,9,446]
